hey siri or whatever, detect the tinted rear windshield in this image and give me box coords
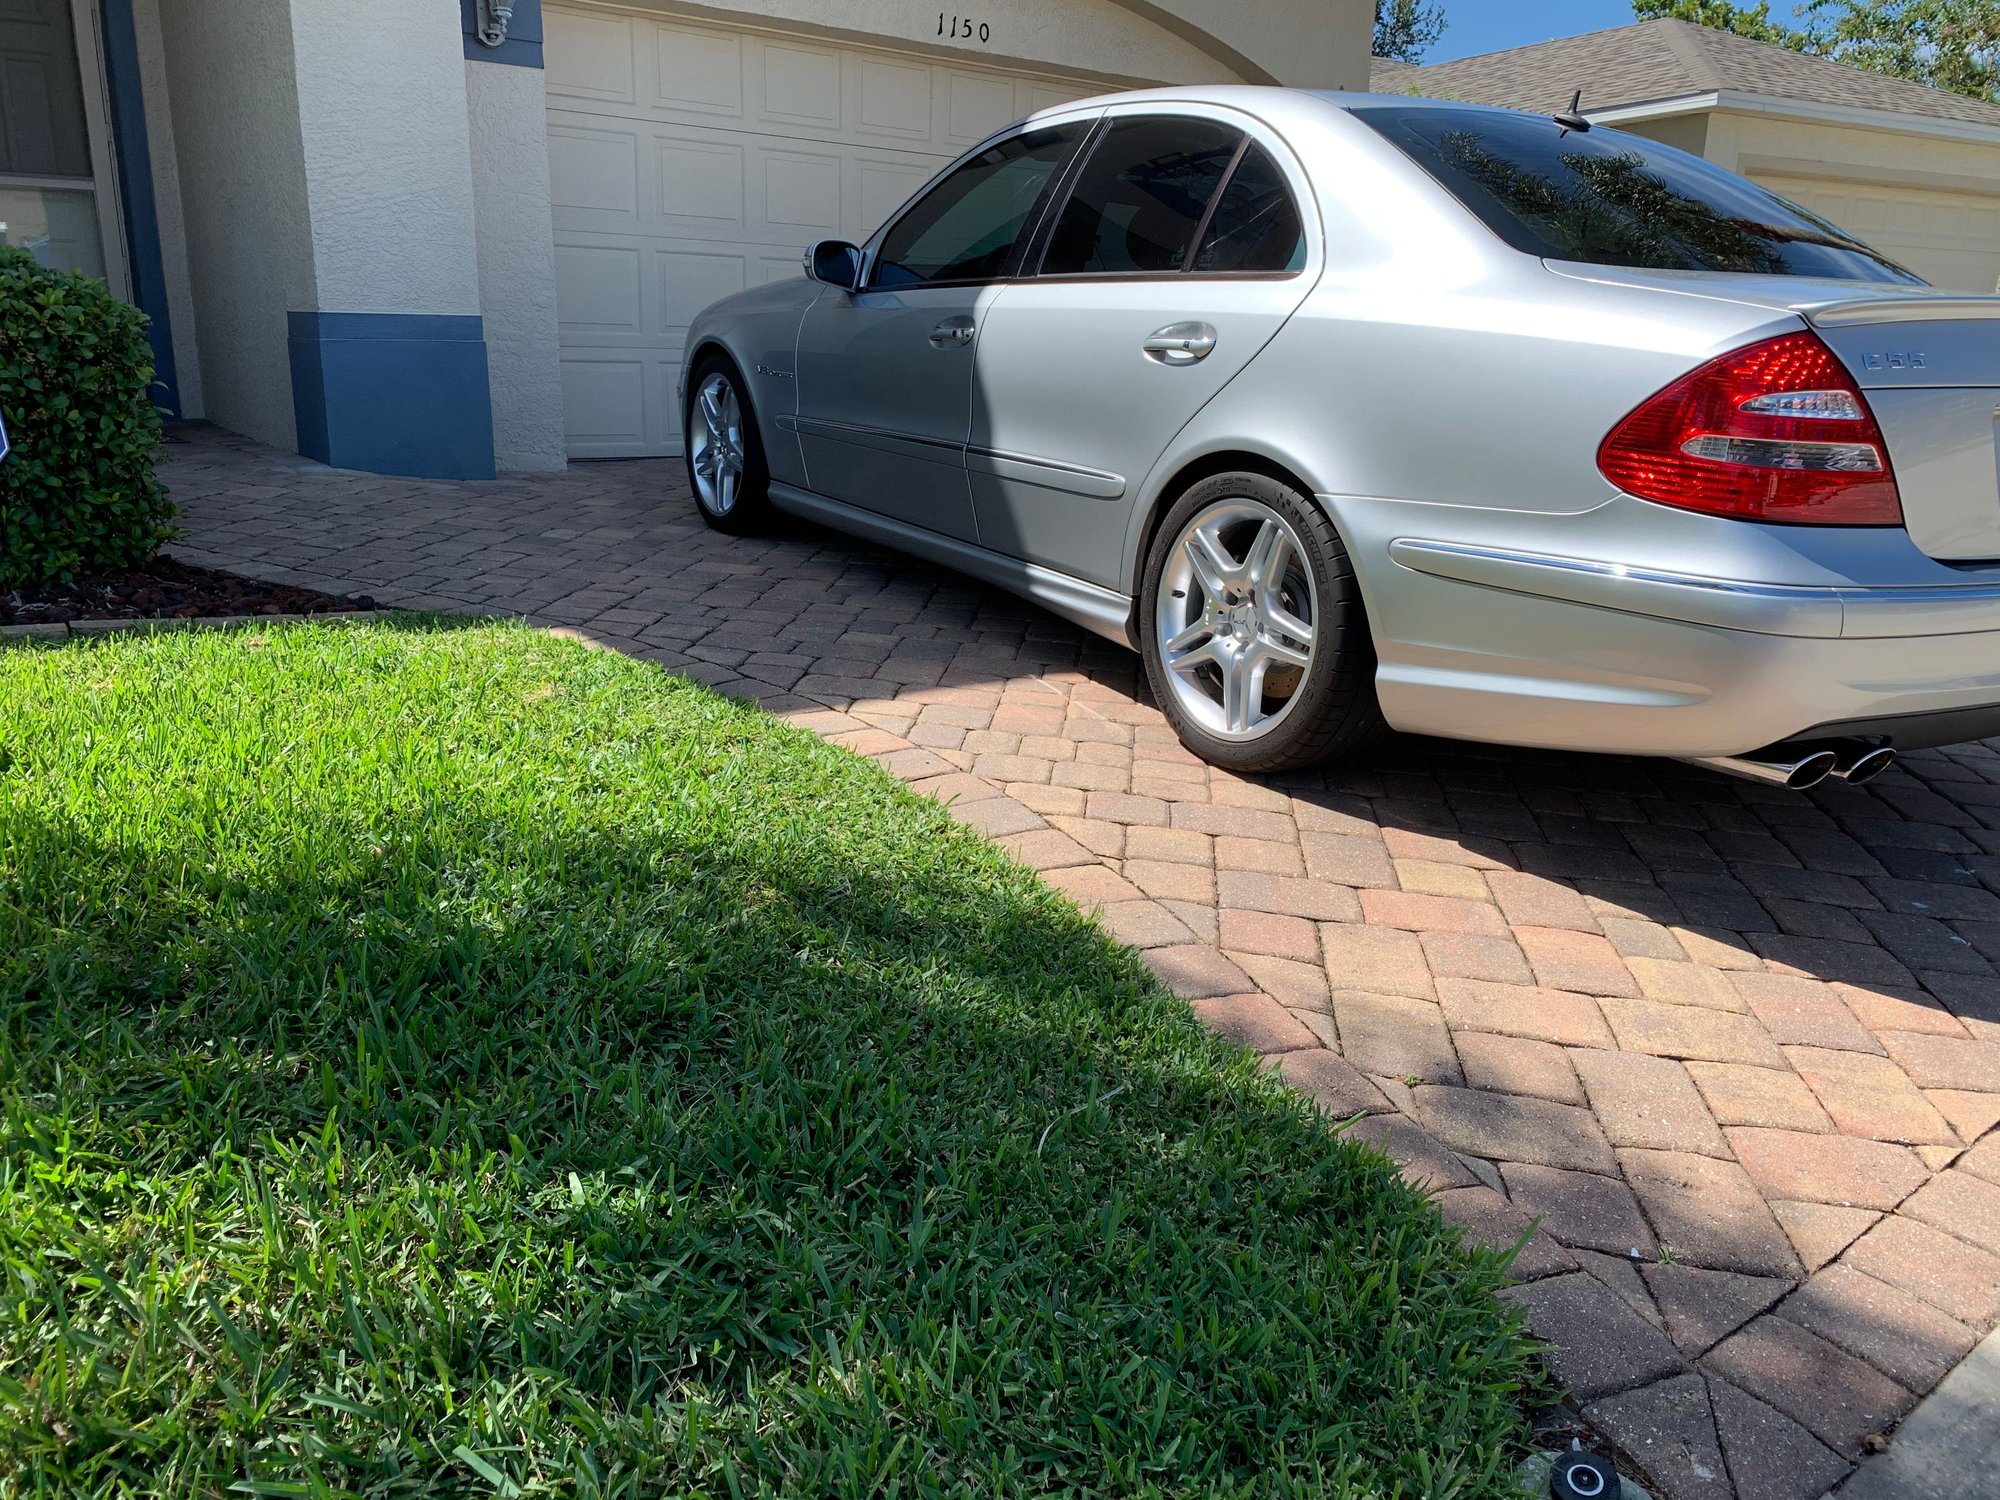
[1351,103,1922,284]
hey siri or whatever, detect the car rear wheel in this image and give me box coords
[1139,472,1385,773]
[685,356,773,534]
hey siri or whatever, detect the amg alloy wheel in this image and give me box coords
[1140,472,1384,772]
[684,356,772,534]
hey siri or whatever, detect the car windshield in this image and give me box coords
[1351,103,1923,284]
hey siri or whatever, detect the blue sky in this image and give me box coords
[1428,1,1805,61]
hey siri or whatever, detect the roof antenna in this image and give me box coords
[1553,88,1592,137]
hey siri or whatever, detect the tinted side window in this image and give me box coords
[873,124,1086,288]
[1040,117,1241,276]
[1195,144,1306,273]
[1350,104,1922,284]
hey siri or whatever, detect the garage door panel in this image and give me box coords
[1756,173,2000,294]
[545,11,636,104]
[760,42,842,128]
[548,3,1100,458]
[653,23,743,116]
[548,125,640,220]
[658,249,748,332]
[555,244,644,335]
[560,356,650,454]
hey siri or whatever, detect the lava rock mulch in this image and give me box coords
[1,557,373,626]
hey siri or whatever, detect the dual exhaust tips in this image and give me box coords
[1686,741,1896,791]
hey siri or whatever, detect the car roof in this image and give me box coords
[1035,84,1537,129]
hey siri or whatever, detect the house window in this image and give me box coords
[0,0,122,287]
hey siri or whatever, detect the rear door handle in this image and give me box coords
[929,316,976,348]
[1143,322,1217,364]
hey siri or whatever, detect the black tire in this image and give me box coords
[1137,470,1385,774]
[683,353,774,535]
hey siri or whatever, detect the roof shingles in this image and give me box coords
[1368,18,2000,131]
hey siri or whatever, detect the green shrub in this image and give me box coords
[0,245,174,589]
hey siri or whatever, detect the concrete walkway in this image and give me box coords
[160,424,2000,1500]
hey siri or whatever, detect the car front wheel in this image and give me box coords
[684,356,773,534]
[1138,471,1384,773]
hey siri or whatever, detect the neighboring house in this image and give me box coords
[0,0,1369,481]
[1372,17,2000,297]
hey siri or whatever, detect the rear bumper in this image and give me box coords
[1346,519,2000,759]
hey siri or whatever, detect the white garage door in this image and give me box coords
[1755,173,2000,295]
[545,4,1098,458]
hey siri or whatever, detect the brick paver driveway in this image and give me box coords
[162,424,1999,1500]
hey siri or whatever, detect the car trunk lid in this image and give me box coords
[1810,297,2000,560]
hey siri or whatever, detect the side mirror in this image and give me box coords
[804,239,864,291]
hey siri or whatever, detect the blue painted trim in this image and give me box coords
[288,311,496,481]
[460,0,543,67]
[97,0,180,416]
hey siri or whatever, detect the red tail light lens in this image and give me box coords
[1598,331,1903,525]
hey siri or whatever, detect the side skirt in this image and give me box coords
[768,482,1137,649]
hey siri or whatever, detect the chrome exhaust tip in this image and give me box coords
[1683,749,1839,790]
[1832,745,1897,785]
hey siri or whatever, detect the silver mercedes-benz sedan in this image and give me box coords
[680,86,2000,788]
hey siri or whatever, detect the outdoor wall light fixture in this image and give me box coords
[475,0,515,47]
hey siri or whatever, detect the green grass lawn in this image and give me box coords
[0,619,1539,1497]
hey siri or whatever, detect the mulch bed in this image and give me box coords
[1,557,373,626]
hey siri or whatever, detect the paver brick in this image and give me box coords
[1216,869,1359,921]
[1455,1031,1584,1104]
[1502,1273,1687,1399]
[1725,1127,1928,1211]
[1782,1046,1959,1145]
[1844,1215,2000,1327]
[1878,1029,2000,1091]
[1600,998,1789,1068]
[1190,993,1319,1054]
[1141,945,1253,1000]
[1333,992,1462,1084]
[1261,1049,1390,1118]
[1123,858,1217,904]
[1685,1062,1836,1134]
[1768,1200,1880,1273]
[1581,1374,1732,1500]
[1777,1265,1977,1394]
[1627,957,1745,1011]
[1500,1162,1658,1255]
[1571,1049,1730,1157]
[1435,977,1613,1047]
[1342,1113,1478,1192]
[1429,1184,1578,1281]
[1320,923,1434,999]
[1233,952,1331,1012]
[1357,888,1509,937]
[1707,1378,1853,1500]
[1619,1150,1800,1278]
[1640,1264,1787,1357]
[1485,868,1603,930]
[1702,1315,1914,1458]
[1093,900,1195,950]
[1417,930,1533,983]
[1411,1084,1616,1173]
[1902,1169,2000,1255]
[1217,909,1319,963]
[1833,981,1967,1038]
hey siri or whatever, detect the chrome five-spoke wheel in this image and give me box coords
[1154,497,1318,742]
[689,371,746,516]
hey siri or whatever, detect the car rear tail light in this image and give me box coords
[1598,331,1903,525]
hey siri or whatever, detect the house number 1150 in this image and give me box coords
[939,13,991,42]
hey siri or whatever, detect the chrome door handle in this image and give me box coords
[929,316,976,348]
[1143,322,1217,364]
